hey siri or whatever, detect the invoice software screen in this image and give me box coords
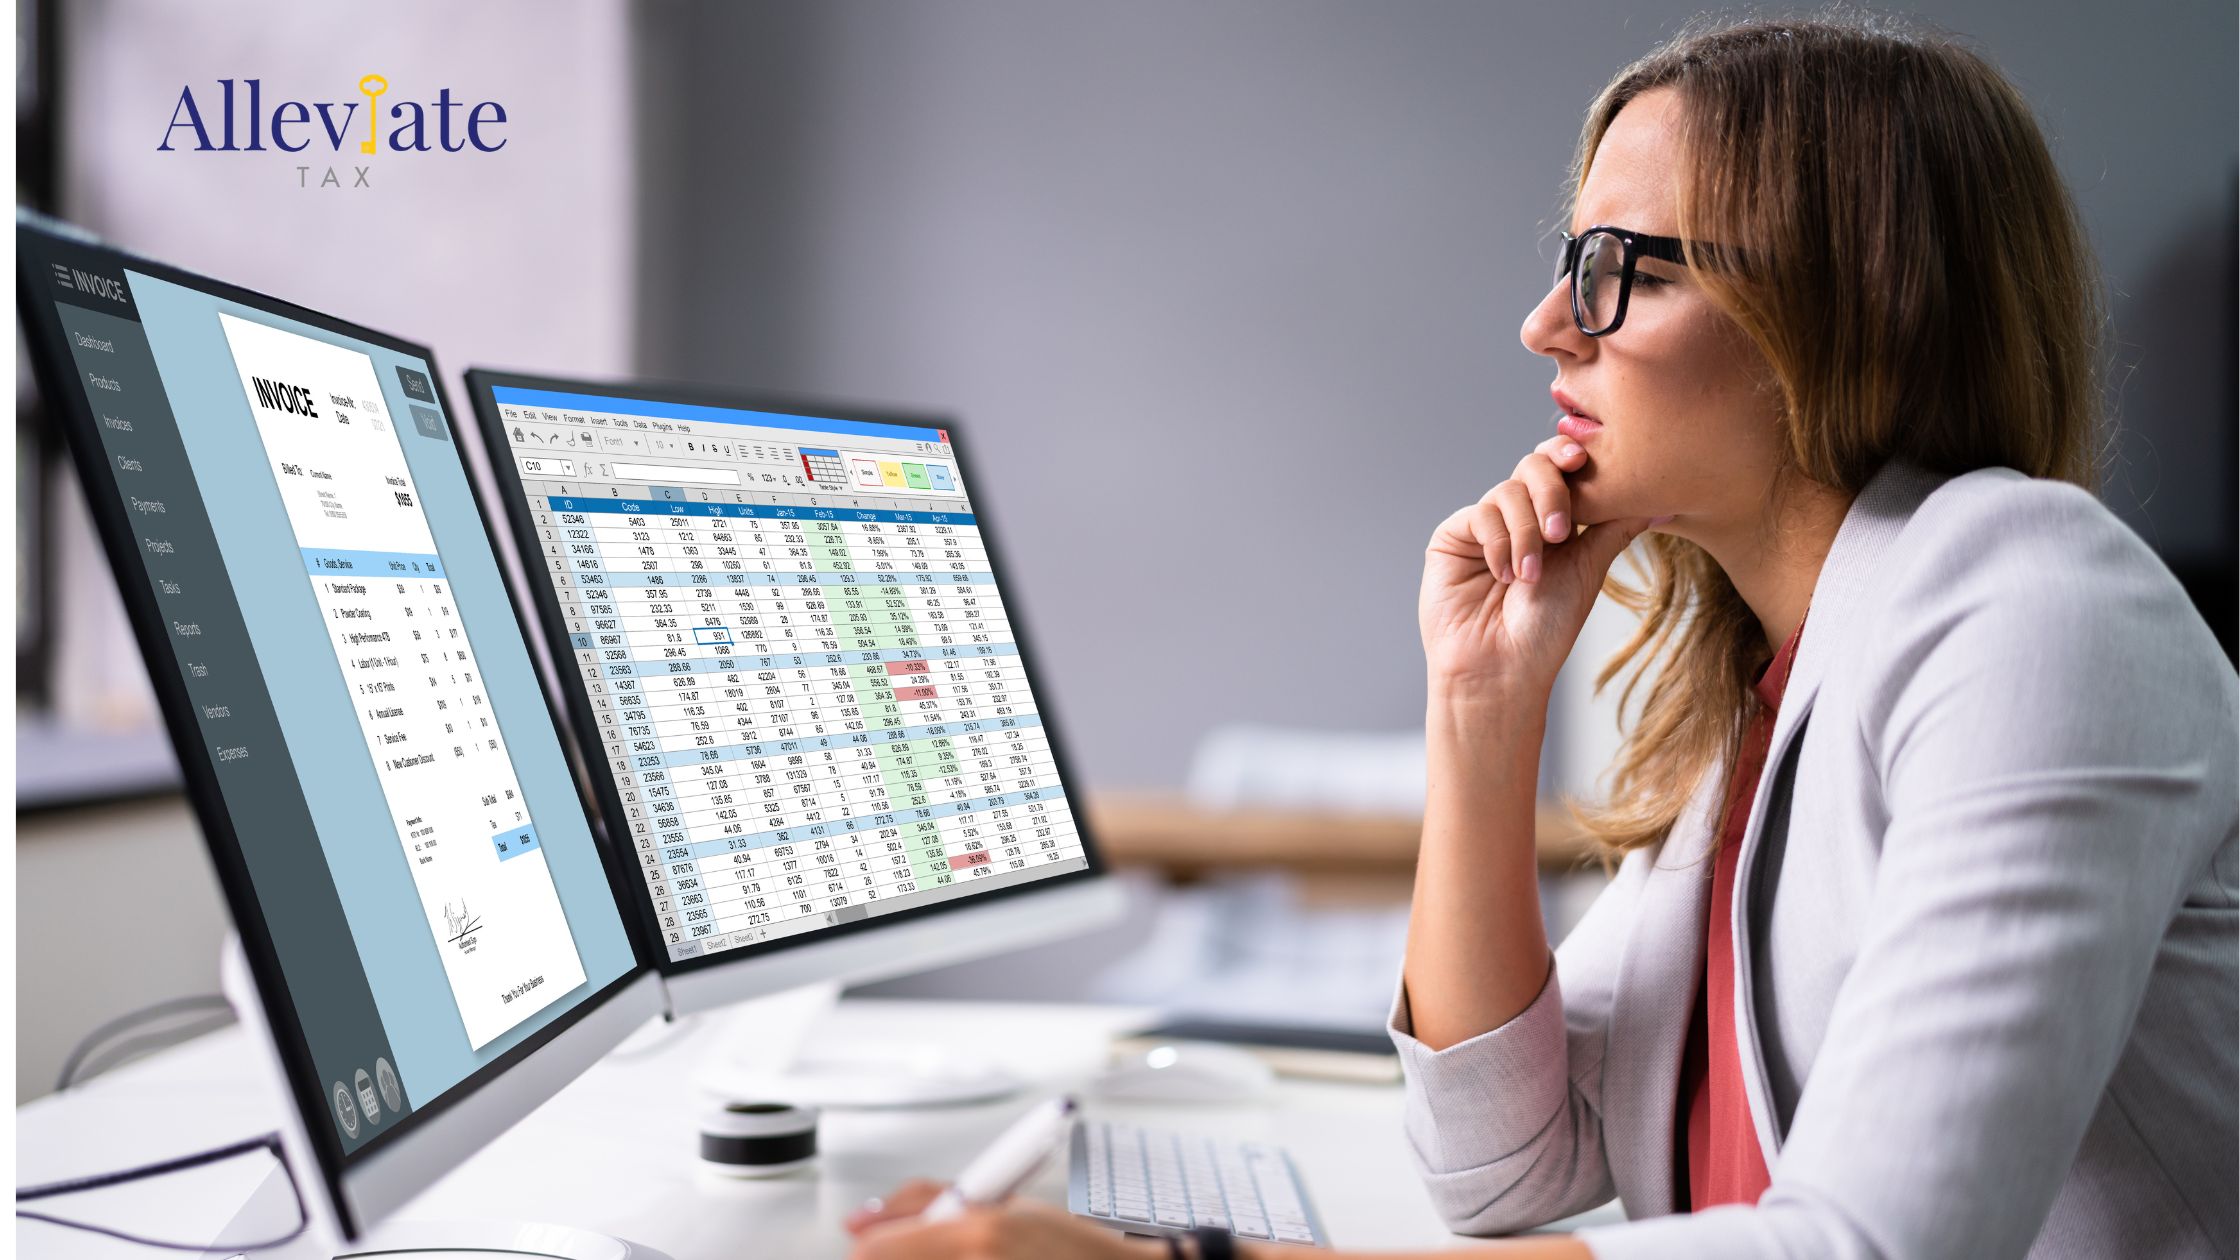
[33,255,634,1156]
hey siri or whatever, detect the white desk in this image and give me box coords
[16,997,1621,1257]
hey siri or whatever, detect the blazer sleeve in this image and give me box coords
[1576,477,2240,1260]
[1386,840,1648,1233]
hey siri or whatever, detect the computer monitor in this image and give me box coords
[460,370,1124,1019]
[14,215,666,1246]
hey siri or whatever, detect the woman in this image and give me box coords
[846,13,2239,1259]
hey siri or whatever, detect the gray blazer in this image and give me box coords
[1390,459,2239,1258]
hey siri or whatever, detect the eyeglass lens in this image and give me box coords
[1575,231,1626,334]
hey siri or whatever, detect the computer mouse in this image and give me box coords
[1091,1041,1276,1104]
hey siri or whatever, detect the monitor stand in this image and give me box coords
[216,937,673,1260]
[192,1106,674,1260]
[693,980,1023,1108]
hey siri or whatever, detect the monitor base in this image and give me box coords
[334,1220,673,1259]
[702,1048,1024,1109]
[694,980,1024,1109]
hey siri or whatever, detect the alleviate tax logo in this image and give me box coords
[157,75,508,189]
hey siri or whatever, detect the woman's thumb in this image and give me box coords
[1574,514,1668,577]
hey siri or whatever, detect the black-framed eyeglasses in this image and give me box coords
[1554,225,1697,338]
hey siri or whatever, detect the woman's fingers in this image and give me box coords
[1536,434,1588,470]
[849,1212,989,1260]
[1510,451,1575,547]
[848,1202,1141,1260]
[1489,480,1542,583]
[1475,500,1517,584]
[846,1180,949,1235]
[1430,435,1590,587]
[1491,441,1588,584]
[1430,499,1515,585]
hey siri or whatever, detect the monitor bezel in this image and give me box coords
[15,216,661,1239]
[461,368,1113,982]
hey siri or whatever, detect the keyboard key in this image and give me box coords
[1275,1223,1317,1243]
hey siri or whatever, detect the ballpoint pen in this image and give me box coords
[921,1095,1079,1222]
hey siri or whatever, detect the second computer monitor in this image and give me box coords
[463,371,1120,1012]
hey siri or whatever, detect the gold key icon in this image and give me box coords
[358,74,388,154]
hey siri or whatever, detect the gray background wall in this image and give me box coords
[634,0,2238,791]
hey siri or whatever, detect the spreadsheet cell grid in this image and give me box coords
[496,400,1087,962]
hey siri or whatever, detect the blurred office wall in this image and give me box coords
[634,0,2238,792]
[59,0,636,376]
[42,0,637,725]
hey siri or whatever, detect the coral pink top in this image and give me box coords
[1677,615,1804,1210]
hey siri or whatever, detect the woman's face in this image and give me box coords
[1521,87,1784,532]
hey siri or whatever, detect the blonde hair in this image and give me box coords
[1570,11,2104,854]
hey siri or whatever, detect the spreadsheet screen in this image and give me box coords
[482,385,1091,963]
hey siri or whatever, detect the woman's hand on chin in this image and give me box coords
[844,1180,1164,1260]
[1420,434,1662,700]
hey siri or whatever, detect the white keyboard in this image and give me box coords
[1067,1119,1326,1247]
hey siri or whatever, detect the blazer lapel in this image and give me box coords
[1602,764,1724,1216]
[1725,457,1950,1160]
